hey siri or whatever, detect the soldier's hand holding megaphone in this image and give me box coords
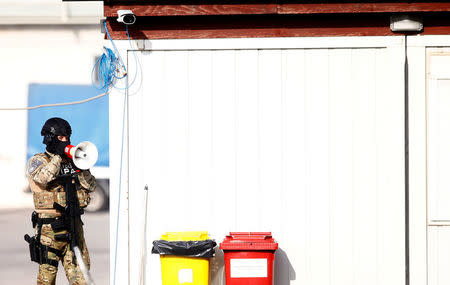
[63,141,98,170]
[55,141,69,158]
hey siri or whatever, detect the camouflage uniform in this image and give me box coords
[27,151,96,285]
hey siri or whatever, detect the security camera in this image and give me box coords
[117,10,136,25]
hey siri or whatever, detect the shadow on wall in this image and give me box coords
[210,247,225,285]
[274,248,296,285]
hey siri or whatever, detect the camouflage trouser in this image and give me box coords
[36,221,90,285]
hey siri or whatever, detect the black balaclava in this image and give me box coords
[41,117,72,157]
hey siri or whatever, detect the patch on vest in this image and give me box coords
[60,162,77,175]
[28,159,43,174]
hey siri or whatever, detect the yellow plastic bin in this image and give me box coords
[153,231,216,285]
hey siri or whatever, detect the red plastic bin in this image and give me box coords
[220,232,278,285]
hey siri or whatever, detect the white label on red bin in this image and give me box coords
[230,258,268,278]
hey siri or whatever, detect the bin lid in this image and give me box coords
[161,231,210,241]
[220,232,278,251]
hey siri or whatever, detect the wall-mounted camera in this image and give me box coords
[117,10,136,25]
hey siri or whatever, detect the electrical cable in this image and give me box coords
[113,85,128,285]
[92,22,129,91]
[104,22,140,285]
[1,23,137,111]
[0,91,109,111]
[124,25,139,89]
[104,21,126,73]
[95,22,139,92]
[92,47,125,91]
[106,25,139,91]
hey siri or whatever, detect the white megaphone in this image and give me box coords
[64,141,98,170]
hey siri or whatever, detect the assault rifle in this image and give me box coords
[51,172,84,265]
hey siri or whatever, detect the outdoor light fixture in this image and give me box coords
[390,15,423,33]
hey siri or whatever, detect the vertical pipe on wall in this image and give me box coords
[404,35,411,285]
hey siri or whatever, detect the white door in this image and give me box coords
[426,48,450,285]
[111,37,407,285]
[407,36,450,285]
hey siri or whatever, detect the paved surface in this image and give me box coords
[0,208,109,285]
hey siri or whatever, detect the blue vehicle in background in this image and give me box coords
[26,83,109,211]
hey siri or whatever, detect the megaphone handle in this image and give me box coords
[64,145,75,159]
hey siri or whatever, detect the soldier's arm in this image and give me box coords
[77,170,97,192]
[26,155,61,188]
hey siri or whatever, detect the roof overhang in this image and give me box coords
[63,1,450,39]
[103,2,450,17]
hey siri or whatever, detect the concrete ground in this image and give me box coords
[0,208,109,285]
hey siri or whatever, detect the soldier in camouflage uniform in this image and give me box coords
[26,118,96,285]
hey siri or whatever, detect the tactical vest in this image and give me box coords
[29,154,90,216]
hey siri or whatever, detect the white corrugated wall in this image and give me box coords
[110,37,407,285]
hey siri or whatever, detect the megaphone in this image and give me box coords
[64,141,98,170]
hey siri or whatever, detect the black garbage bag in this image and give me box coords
[152,239,217,258]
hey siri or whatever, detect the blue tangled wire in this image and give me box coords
[92,22,131,90]
[92,47,127,90]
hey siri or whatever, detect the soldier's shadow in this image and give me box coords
[210,247,225,285]
[274,248,296,285]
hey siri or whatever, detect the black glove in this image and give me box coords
[55,141,69,158]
